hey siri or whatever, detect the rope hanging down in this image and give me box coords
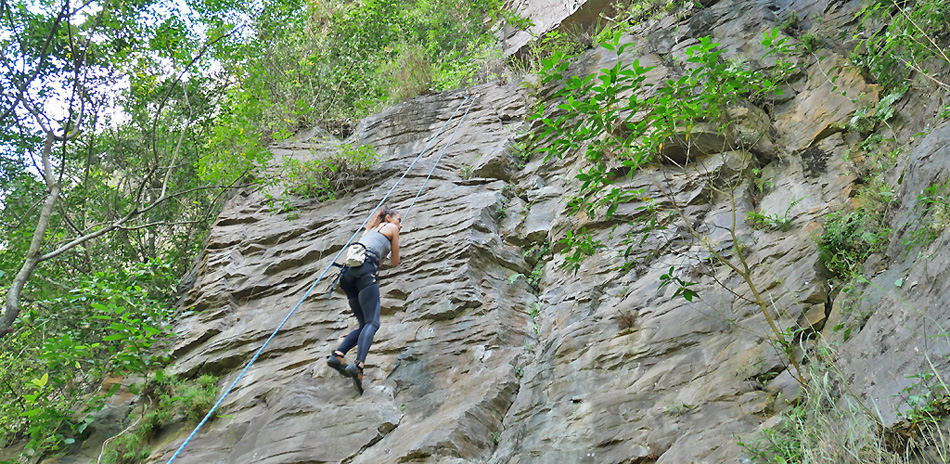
[403,96,476,221]
[165,94,479,463]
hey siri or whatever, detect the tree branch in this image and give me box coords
[144,25,243,204]
[117,219,207,232]
[0,0,69,123]
[1,129,63,336]
[38,183,237,263]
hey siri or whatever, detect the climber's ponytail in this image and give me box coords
[366,206,398,231]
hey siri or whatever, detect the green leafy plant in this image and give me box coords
[520,201,534,218]
[0,260,177,459]
[817,209,889,280]
[491,431,501,444]
[897,372,950,426]
[849,89,906,134]
[750,168,773,195]
[277,143,381,205]
[853,0,950,93]
[747,197,806,232]
[739,404,807,464]
[528,303,541,319]
[510,139,533,168]
[496,197,510,219]
[747,211,785,231]
[92,297,171,390]
[800,33,821,53]
[659,266,699,302]
[16,373,76,454]
[527,267,543,290]
[509,244,550,292]
[558,228,605,274]
[533,28,808,384]
[101,373,219,464]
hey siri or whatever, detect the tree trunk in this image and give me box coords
[1,132,61,336]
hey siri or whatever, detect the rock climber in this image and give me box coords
[327,205,401,394]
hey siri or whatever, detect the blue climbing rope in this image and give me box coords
[165,94,474,463]
[402,95,478,221]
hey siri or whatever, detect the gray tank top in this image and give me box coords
[358,226,391,259]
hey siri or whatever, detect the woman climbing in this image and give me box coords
[327,206,401,394]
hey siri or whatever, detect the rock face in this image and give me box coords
[499,0,613,57]
[127,1,950,463]
[836,122,950,427]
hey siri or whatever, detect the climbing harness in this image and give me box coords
[165,94,479,464]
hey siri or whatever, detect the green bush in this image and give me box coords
[102,374,219,464]
[280,143,381,203]
[817,209,889,279]
[0,261,176,458]
[853,0,950,92]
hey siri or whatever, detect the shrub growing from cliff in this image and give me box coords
[100,374,219,464]
[853,0,950,93]
[532,28,807,381]
[279,143,382,204]
[817,209,889,280]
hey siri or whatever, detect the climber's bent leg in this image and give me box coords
[336,272,367,355]
[355,281,381,364]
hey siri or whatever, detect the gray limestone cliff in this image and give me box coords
[54,0,950,462]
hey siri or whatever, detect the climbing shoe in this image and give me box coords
[327,352,348,377]
[345,363,364,395]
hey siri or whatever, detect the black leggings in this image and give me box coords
[335,258,381,363]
